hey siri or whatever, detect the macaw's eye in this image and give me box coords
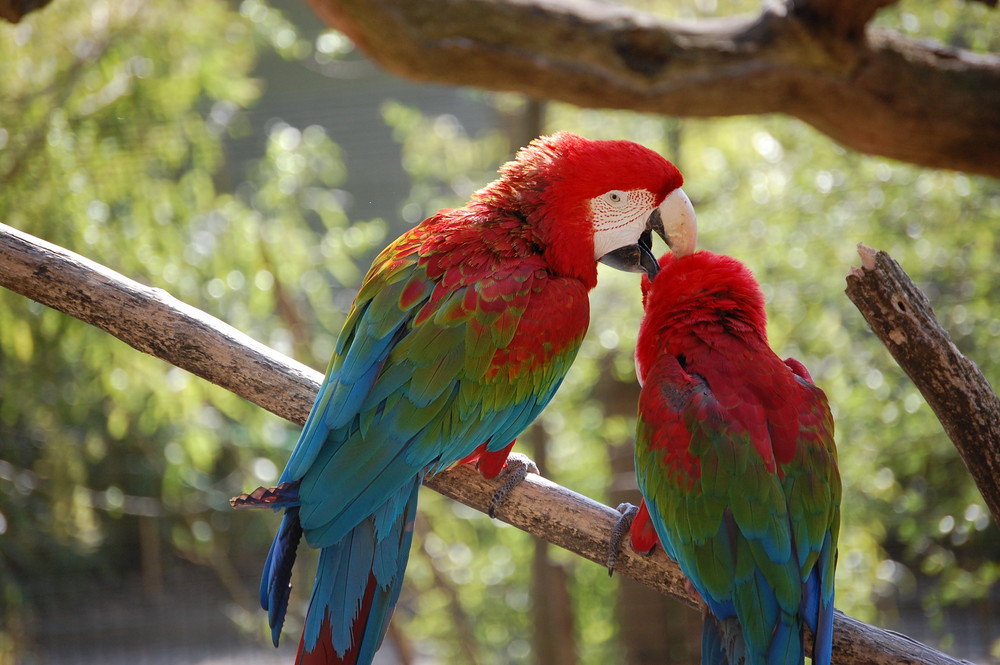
[607,190,626,204]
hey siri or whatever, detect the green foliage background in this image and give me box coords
[1,0,999,663]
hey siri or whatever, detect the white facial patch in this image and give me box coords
[590,188,657,260]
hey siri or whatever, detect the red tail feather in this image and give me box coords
[476,441,516,479]
[455,441,516,479]
[629,501,660,554]
[296,572,380,665]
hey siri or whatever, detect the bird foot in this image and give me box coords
[607,502,639,576]
[488,452,538,518]
[229,481,299,509]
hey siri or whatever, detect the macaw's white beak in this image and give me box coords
[651,188,697,260]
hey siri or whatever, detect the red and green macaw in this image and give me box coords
[621,249,841,665]
[233,132,696,664]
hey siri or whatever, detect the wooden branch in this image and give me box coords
[0,222,966,665]
[845,244,1000,526]
[306,0,1000,178]
[428,466,972,665]
[0,224,321,426]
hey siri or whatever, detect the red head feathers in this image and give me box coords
[636,251,769,383]
[473,132,693,288]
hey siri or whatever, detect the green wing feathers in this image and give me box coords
[636,352,840,665]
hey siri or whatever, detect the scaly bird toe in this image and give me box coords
[488,453,539,518]
[607,502,639,576]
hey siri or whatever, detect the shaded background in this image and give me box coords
[2,1,1000,663]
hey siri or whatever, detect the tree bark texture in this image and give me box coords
[845,243,1000,527]
[305,0,1000,178]
[0,222,974,665]
[0,224,320,427]
[5,0,1000,177]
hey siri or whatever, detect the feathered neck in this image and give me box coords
[468,137,598,287]
[636,251,769,378]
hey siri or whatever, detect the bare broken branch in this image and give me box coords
[845,243,1000,526]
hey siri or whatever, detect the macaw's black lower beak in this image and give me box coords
[637,229,659,279]
[647,206,667,246]
[597,230,660,279]
[597,204,668,279]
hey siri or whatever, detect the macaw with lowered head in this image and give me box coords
[613,242,840,665]
[233,132,697,664]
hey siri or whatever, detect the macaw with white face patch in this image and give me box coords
[233,131,695,665]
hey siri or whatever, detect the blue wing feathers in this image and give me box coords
[811,532,837,665]
[325,365,384,432]
[301,445,423,548]
[371,480,422,545]
[279,336,391,487]
[253,248,583,662]
[337,327,394,385]
[280,382,338,484]
[364,362,415,407]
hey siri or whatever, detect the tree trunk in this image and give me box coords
[529,428,579,665]
[601,370,701,665]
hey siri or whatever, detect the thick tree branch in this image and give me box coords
[845,244,1000,526]
[5,0,999,176]
[306,0,1000,178]
[0,223,968,665]
[0,224,319,426]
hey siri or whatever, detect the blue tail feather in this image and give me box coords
[296,479,420,664]
[808,532,837,665]
[813,597,835,665]
[702,614,746,665]
[765,615,802,665]
[260,507,304,647]
[356,481,418,665]
[702,610,803,665]
[702,614,730,665]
